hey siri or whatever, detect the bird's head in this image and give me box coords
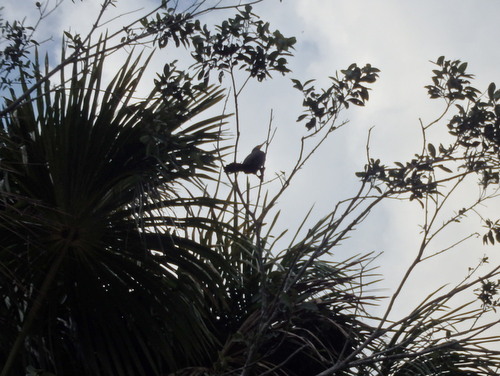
[253,142,265,151]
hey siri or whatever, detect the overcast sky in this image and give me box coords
[3,0,500,323]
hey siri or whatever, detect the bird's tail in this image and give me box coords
[224,162,244,173]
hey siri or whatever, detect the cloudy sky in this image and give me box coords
[3,0,500,323]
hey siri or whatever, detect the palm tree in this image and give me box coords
[3,28,499,376]
[166,179,383,376]
[0,43,229,375]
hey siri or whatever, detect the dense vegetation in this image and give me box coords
[0,1,499,375]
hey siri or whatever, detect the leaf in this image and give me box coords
[360,88,370,101]
[437,165,453,173]
[291,78,303,90]
[305,117,316,129]
[0,39,228,375]
[458,62,468,74]
[428,143,436,158]
[347,98,364,106]
[488,230,495,244]
[488,82,496,100]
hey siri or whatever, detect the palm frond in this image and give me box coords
[0,40,229,375]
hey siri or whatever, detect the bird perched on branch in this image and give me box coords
[225,144,266,179]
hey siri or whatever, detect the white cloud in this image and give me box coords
[263,0,500,314]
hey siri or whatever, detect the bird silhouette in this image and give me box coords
[225,144,266,178]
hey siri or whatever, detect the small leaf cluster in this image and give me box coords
[425,56,480,101]
[356,138,455,202]
[475,278,499,310]
[293,64,379,130]
[0,17,38,89]
[190,5,296,82]
[445,86,500,187]
[356,154,440,202]
[148,62,224,174]
[483,219,500,245]
[140,9,198,48]
[360,57,500,203]
[426,58,500,187]
[135,5,296,84]
[155,61,207,116]
[449,100,500,152]
[63,31,84,51]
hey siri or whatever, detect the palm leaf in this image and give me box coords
[0,40,229,375]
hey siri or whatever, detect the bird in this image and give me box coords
[224,144,266,178]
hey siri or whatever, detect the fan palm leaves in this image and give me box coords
[0,43,229,375]
[170,196,382,375]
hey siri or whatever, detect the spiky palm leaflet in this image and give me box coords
[0,43,230,375]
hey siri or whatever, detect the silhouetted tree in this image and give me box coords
[1,2,499,376]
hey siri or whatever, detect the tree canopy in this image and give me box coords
[0,1,499,375]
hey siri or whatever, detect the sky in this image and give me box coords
[3,0,500,329]
[233,0,500,319]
